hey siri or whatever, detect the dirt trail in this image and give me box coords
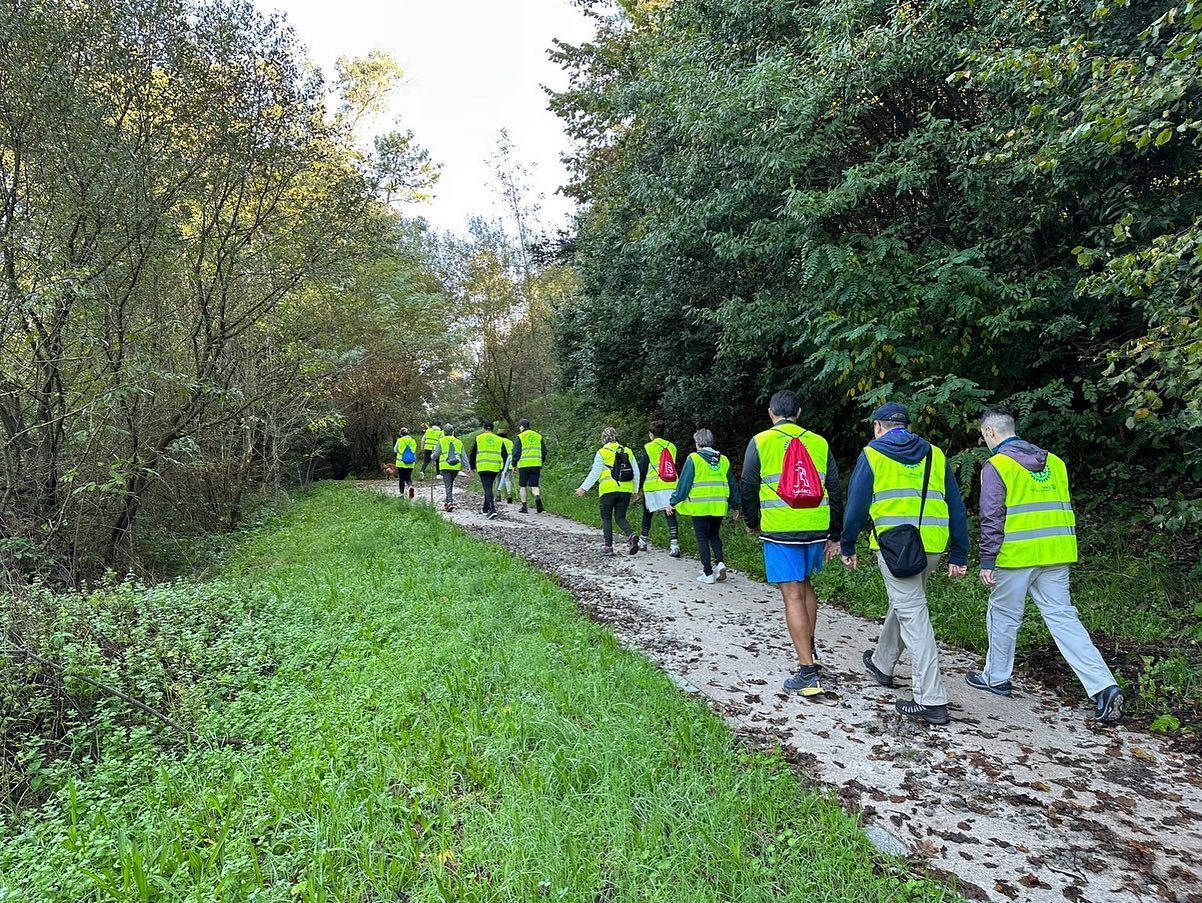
[368,478,1202,903]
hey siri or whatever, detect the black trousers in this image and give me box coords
[397,467,414,494]
[421,450,434,474]
[640,507,679,539]
[480,471,497,513]
[599,493,633,546]
[691,515,725,575]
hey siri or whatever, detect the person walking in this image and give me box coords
[970,406,1123,722]
[393,428,418,499]
[420,423,443,479]
[433,424,468,512]
[496,425,515,504]
[636,421,682,557]
[667,429,740,583]
[513,418,548,513]
[470,423,508,520]
[575,427,642,556]
[840,402,969,726]
[741,390,843,698]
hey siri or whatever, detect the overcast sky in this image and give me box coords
[263,0,595,234]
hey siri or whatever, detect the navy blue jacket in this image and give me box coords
[840,428,969,566]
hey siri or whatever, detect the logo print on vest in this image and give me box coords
[1032,467,1052,483]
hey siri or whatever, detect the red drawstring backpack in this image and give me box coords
[657,445,678,482]
[775,430,824,508]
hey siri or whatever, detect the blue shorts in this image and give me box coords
[763,541,824,585]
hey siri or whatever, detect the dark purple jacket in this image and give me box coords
[979,437,1051,569]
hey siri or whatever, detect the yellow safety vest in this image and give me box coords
[992,452,1078,567]
[437,436,465,472]
[422,428,443,451]
[642,439,678,493]
[753,423,831,537]
[394,436,418,467]
[676,452,731,517]
[865,444,950,554]
[518,430,544,468]
[598,443,635,496]
[474,431,505,473]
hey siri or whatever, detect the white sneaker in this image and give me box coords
[637,536,649,552]
[696,573,717,584]
[669,540,682,558]
[715,562,728,581]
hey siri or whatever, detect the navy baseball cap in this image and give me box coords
[870,402,910,424]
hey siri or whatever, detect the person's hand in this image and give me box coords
[730,510,741,522]
[575,487,587,497]
[664,504,675,515]
[948,564,967,579]
[979,568,996,588]
[824,540,839,562]
[633,492,642,504]
[841,554,858,570]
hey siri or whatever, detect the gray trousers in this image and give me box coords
[871,553,948,706]
[982,565,1115,697]
[441,471,457,504]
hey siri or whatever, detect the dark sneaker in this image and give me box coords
[1093,685,1124,723]
[966,671,1012,697]
[863,649,895,688]
[895,699,949,725]
[519,503,528,513]
[784,667,824,698]
[535,497,544,513]
[599,546,616,557]
[626,533,639,555]
[443,503,455,513]
[486,510,499,520]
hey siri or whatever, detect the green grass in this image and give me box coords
[0,485,953,902]
[533,413,1202,731]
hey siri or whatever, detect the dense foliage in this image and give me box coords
[0,0,456,579]
[550,0,1202,514]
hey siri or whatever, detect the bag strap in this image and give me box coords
[916,451,933,527]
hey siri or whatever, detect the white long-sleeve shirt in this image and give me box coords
[579,447,641,493]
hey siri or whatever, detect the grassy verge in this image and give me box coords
[1,484,953,901]
[531,405,1201,736]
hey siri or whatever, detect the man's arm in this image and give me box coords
[635,448,650,492]
[978,461,1005,569]
[512,436,522,464]
[740,438,762,529]
[469,440,479,471]
[825,454,843,540]
[945,458,970,567]
[839,451,872,558]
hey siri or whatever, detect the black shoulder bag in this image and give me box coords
[870,452,932,578]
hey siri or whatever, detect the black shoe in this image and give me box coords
[626,533,639,555]
[535,497,544,513]
[966,671,1012,697]
[1093,685,1124,723]
[863,649,895,688]
[519,503,528,513]
[599,546,615,557]
[895,698,949,725]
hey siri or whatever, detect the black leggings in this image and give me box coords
[599,493,633,546]
[397,467,414,494]
[480,471,497,513]
[421,450,434,475]
[640,507,679,539]
[691,515,725,575]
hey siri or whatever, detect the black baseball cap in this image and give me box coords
[870,402,910,424]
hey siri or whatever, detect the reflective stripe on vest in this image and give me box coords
[865,444,950,554]
[598,443,634,496]
[643,439,678,493]
[992,452,1078,567]
[752,424,831,536]
[422,428,443,451]
[475,432,505,473]
[394,437,417,466]
[676,452,731,516]
[518,430,543,467]
[437,437,464,472]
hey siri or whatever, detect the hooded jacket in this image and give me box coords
[979,436,1052,570]
[668,447,741,510]
[840,427,970,566]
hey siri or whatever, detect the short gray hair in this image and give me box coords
[979,406,1016,436]
[601,426,618,444]
[693,428,715,448]
[443,423,455,435]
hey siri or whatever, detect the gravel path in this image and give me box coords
[367,478,1202,903]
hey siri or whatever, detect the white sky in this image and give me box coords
[262,0,594,235]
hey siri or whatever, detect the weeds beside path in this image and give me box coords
[1,484,952,902]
